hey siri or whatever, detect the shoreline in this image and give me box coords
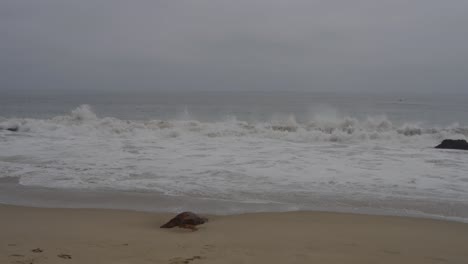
[1,180,468,224]
[1,204,468,264]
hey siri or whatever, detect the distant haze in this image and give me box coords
[1,0,468,93]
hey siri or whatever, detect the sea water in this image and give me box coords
[1,91,467,221]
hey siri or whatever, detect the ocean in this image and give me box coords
[1,91,467,221]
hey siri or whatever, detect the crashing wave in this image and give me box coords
[0,105,467,144]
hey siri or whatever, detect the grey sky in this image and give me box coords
[1,0,468,92]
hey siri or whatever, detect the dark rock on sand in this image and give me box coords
[435,139,468,150]
[160,212,208,231]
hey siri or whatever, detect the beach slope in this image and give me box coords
[1,205,467,264]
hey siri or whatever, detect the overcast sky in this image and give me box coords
[1,0,468,93]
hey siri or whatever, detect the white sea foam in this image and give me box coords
[1,105,468,219]
[2,104,466,142]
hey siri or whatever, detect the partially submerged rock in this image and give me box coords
[160,212,208,231]
[6,126,19,132]
[0,124,19,132]
[435,139,468,150]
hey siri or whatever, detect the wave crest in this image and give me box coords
[70,104,98,121]
[1,105,467,144]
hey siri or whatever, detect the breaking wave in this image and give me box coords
[1,104,467,144]
[2,104,468,221]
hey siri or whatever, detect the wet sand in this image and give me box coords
[1,204,468,264]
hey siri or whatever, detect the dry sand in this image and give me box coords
[1,205,467,264]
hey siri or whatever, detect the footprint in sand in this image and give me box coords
[382,249,400,255]
[425,256,449,263]
[10,256,46,264]
[169,255,203,264]
[169,244,215,263]
[58,254,72,259]
[202,244,214,251]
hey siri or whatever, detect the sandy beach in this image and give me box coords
[1,205,467,264]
